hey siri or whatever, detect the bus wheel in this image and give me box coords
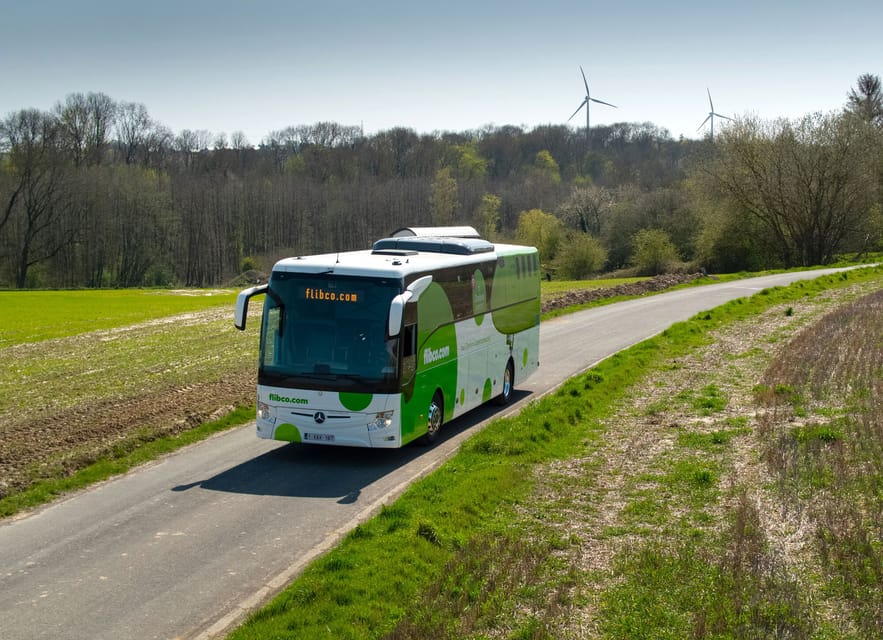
[494,360,514,406]
[422,392,444,445]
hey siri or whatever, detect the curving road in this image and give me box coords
[0,269,855,640]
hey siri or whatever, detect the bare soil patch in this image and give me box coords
[0,307,257,499]
[541,272,705,313]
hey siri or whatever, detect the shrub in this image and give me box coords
[631,228,680,275]
[554,233,608,279]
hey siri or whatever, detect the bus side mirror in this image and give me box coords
[234,284,268,330]
[388,275,432,337]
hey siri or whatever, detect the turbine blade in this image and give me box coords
[580,65,590,97]
[590,97,617,109]
[707,88,714,111]
[714,113,733,121]
[698,115,712,130]
[568,99,587,122]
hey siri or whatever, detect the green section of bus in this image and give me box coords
[400,282,459,444]
[491,249,541,335]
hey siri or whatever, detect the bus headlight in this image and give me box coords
[258,402,273,421]
[368,411,393,431]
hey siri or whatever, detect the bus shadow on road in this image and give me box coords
[170,390,530,500]
[171,444,420,499]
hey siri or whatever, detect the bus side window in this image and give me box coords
[401,323,417,382]
[402,324,417,357]
[263,307,281,364]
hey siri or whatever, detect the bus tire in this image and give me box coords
[422,392,444,445]
[494,359,515,406]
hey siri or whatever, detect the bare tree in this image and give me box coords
[143,123,173,168]
[115,101,151,164]
[85,92,116,164]
[174,129,212,167]
[0,109,77,287]
[230,131,250,150]
[55,92,116,166]
[705,113,879,266]
[558,185,614,234]
[297,122,361,147]
[56,93,88,167]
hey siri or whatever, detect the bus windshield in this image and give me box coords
[258,272,401,393]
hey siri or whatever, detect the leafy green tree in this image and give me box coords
[475,193,501,240]
[688,176,772,272]
[554,233,608,279]
[430,167,458,225]
[533,150,561,184]
[631,228,679,275]
[601,185,697,270]
[450,143,488,179]
[693,202,772,272]
[515,208,564,264]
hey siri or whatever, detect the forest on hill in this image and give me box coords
[1,74,882,289]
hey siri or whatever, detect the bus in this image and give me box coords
[234,227,540,447]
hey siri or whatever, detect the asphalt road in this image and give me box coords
[0,268,854,640]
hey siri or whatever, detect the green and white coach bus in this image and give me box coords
[234,227,540,447]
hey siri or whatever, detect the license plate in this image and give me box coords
[304,432,335,442]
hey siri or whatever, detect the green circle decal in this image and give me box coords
[274,423,302,442]
[339,392,373,412]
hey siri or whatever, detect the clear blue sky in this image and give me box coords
[2,0,881,145]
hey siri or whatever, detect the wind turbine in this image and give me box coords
[568,66,617,146]
[698,88,732,141]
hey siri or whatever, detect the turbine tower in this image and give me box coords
[698,89,732,141]
[568,66,617,147]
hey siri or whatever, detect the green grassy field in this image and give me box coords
[0,288,238,347]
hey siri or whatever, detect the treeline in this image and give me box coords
[1,75,882,289]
